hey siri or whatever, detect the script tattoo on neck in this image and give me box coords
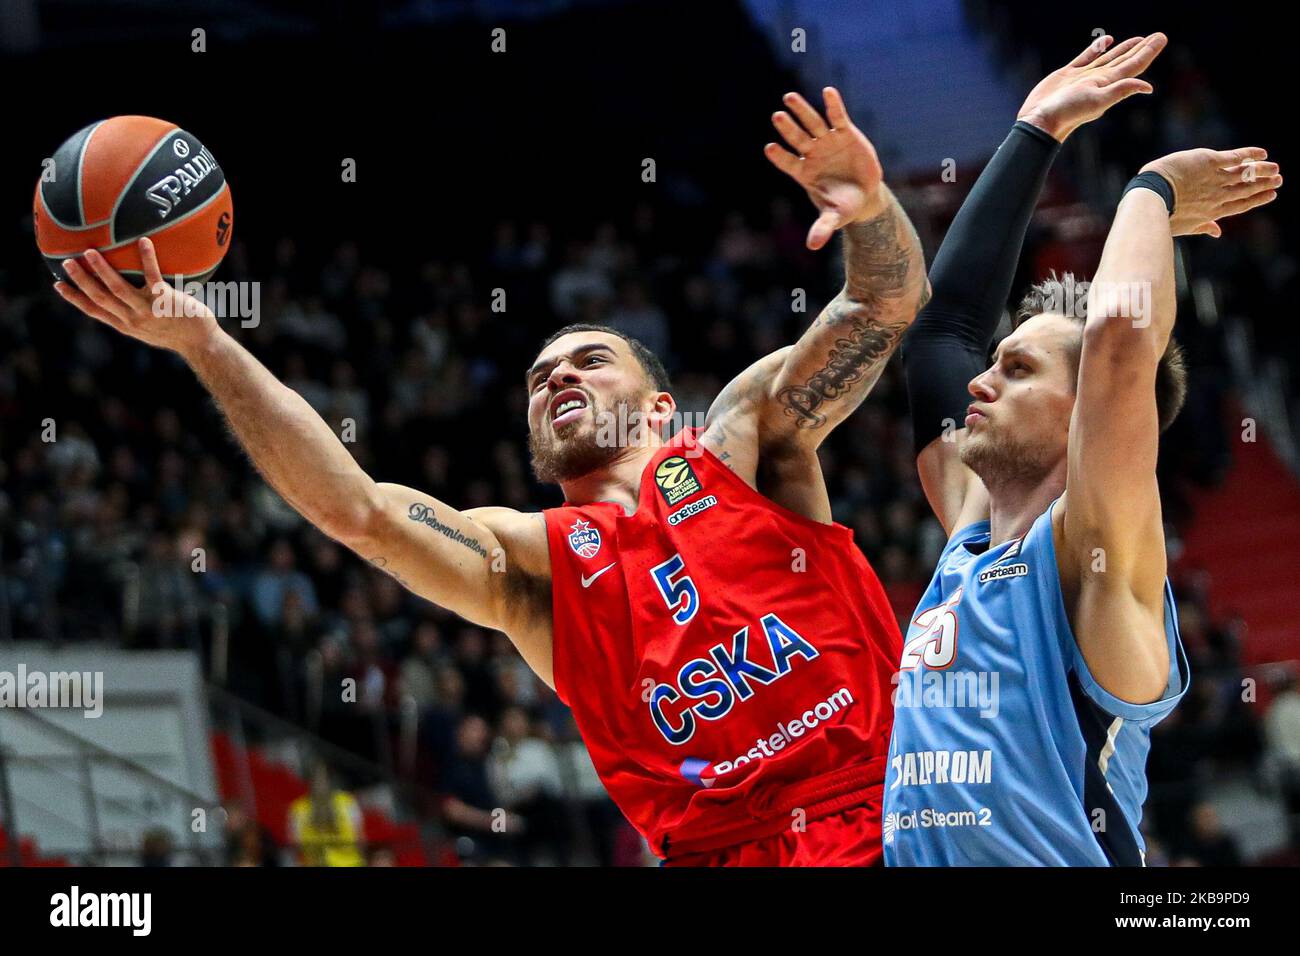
[777,203,921,429]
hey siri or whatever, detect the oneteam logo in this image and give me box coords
[666,495,717,526]
[977,563,1028,584]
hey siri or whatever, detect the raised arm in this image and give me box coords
[1061,147,1280,702]
[55,241,553,679]
[906,33,1166,535]
[759,88,928,441]
[700,88,927,509]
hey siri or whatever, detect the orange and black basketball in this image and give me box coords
[33,115,233,285]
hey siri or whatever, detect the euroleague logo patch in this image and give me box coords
[567,519,602,559]
[655,455,702,506]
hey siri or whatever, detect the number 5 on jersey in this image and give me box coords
[651,553,699,625]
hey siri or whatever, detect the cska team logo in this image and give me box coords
[567,519,602,559]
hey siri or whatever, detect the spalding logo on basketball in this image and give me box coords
[567,519,602,559]
[34,115,233,286]
[655,455,702,506]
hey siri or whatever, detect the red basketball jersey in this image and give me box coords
[544,428,902,860]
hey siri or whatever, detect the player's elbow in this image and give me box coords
[1081,312,1164,370]
[1084,282,1172,353]
[319,487,388,550]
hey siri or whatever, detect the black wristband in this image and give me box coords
[1123,171,1175,215]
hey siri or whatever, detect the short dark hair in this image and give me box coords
[1015,271,1188,433]
[535,323,672,392]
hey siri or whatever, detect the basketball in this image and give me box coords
[33,115,233,286]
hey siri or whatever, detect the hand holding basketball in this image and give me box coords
[55,237,219,355]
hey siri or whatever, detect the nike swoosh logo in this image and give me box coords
[581,563,616,588]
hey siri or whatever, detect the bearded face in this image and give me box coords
[958,419,1059,488]
[960,314,1080,491]
[529,383,650,483]
[525,332,669,485]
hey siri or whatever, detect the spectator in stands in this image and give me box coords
[488,706,568,865]
[250,538,319,629]
[400,621,446,711]
[1179,802,1244,867]
[139,827,173,867]
[555,714,626,867]
[288,761,366,867]
[367,845,397,867]
[441,714,523,864]
[132,530,200,649]
[607,277,669,359]
[1265,669,1300,846]
[224,801,280,867]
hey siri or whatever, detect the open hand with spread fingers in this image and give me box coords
[764,87,885,251]
[1141,147,1282,237]
[53,237,219,356]
[1018,32,1166,142]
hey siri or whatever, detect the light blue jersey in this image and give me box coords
[883,499,1188,866]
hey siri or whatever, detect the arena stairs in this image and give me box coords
[0,825,66,866]
[1179,419,1300,669]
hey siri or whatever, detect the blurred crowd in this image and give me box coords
[3,32,1298,866]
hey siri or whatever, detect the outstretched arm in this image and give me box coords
[55,243,553,678]
[701,88,927,507]
[760,88,929,440]
[1061,146,1280,702]
[906,33,1166,535]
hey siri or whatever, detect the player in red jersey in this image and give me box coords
[54,88,928,864]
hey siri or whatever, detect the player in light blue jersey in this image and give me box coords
[890,32,1283,865]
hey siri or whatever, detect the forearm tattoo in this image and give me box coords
[777,201,923,429]
[776,312,905,427]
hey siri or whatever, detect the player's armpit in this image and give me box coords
[701,348,834,522]
[345,484,554,683]
[1064,542,1172,706]
[700,348,786,488]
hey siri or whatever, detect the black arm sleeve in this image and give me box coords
[902,121,1061,455]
